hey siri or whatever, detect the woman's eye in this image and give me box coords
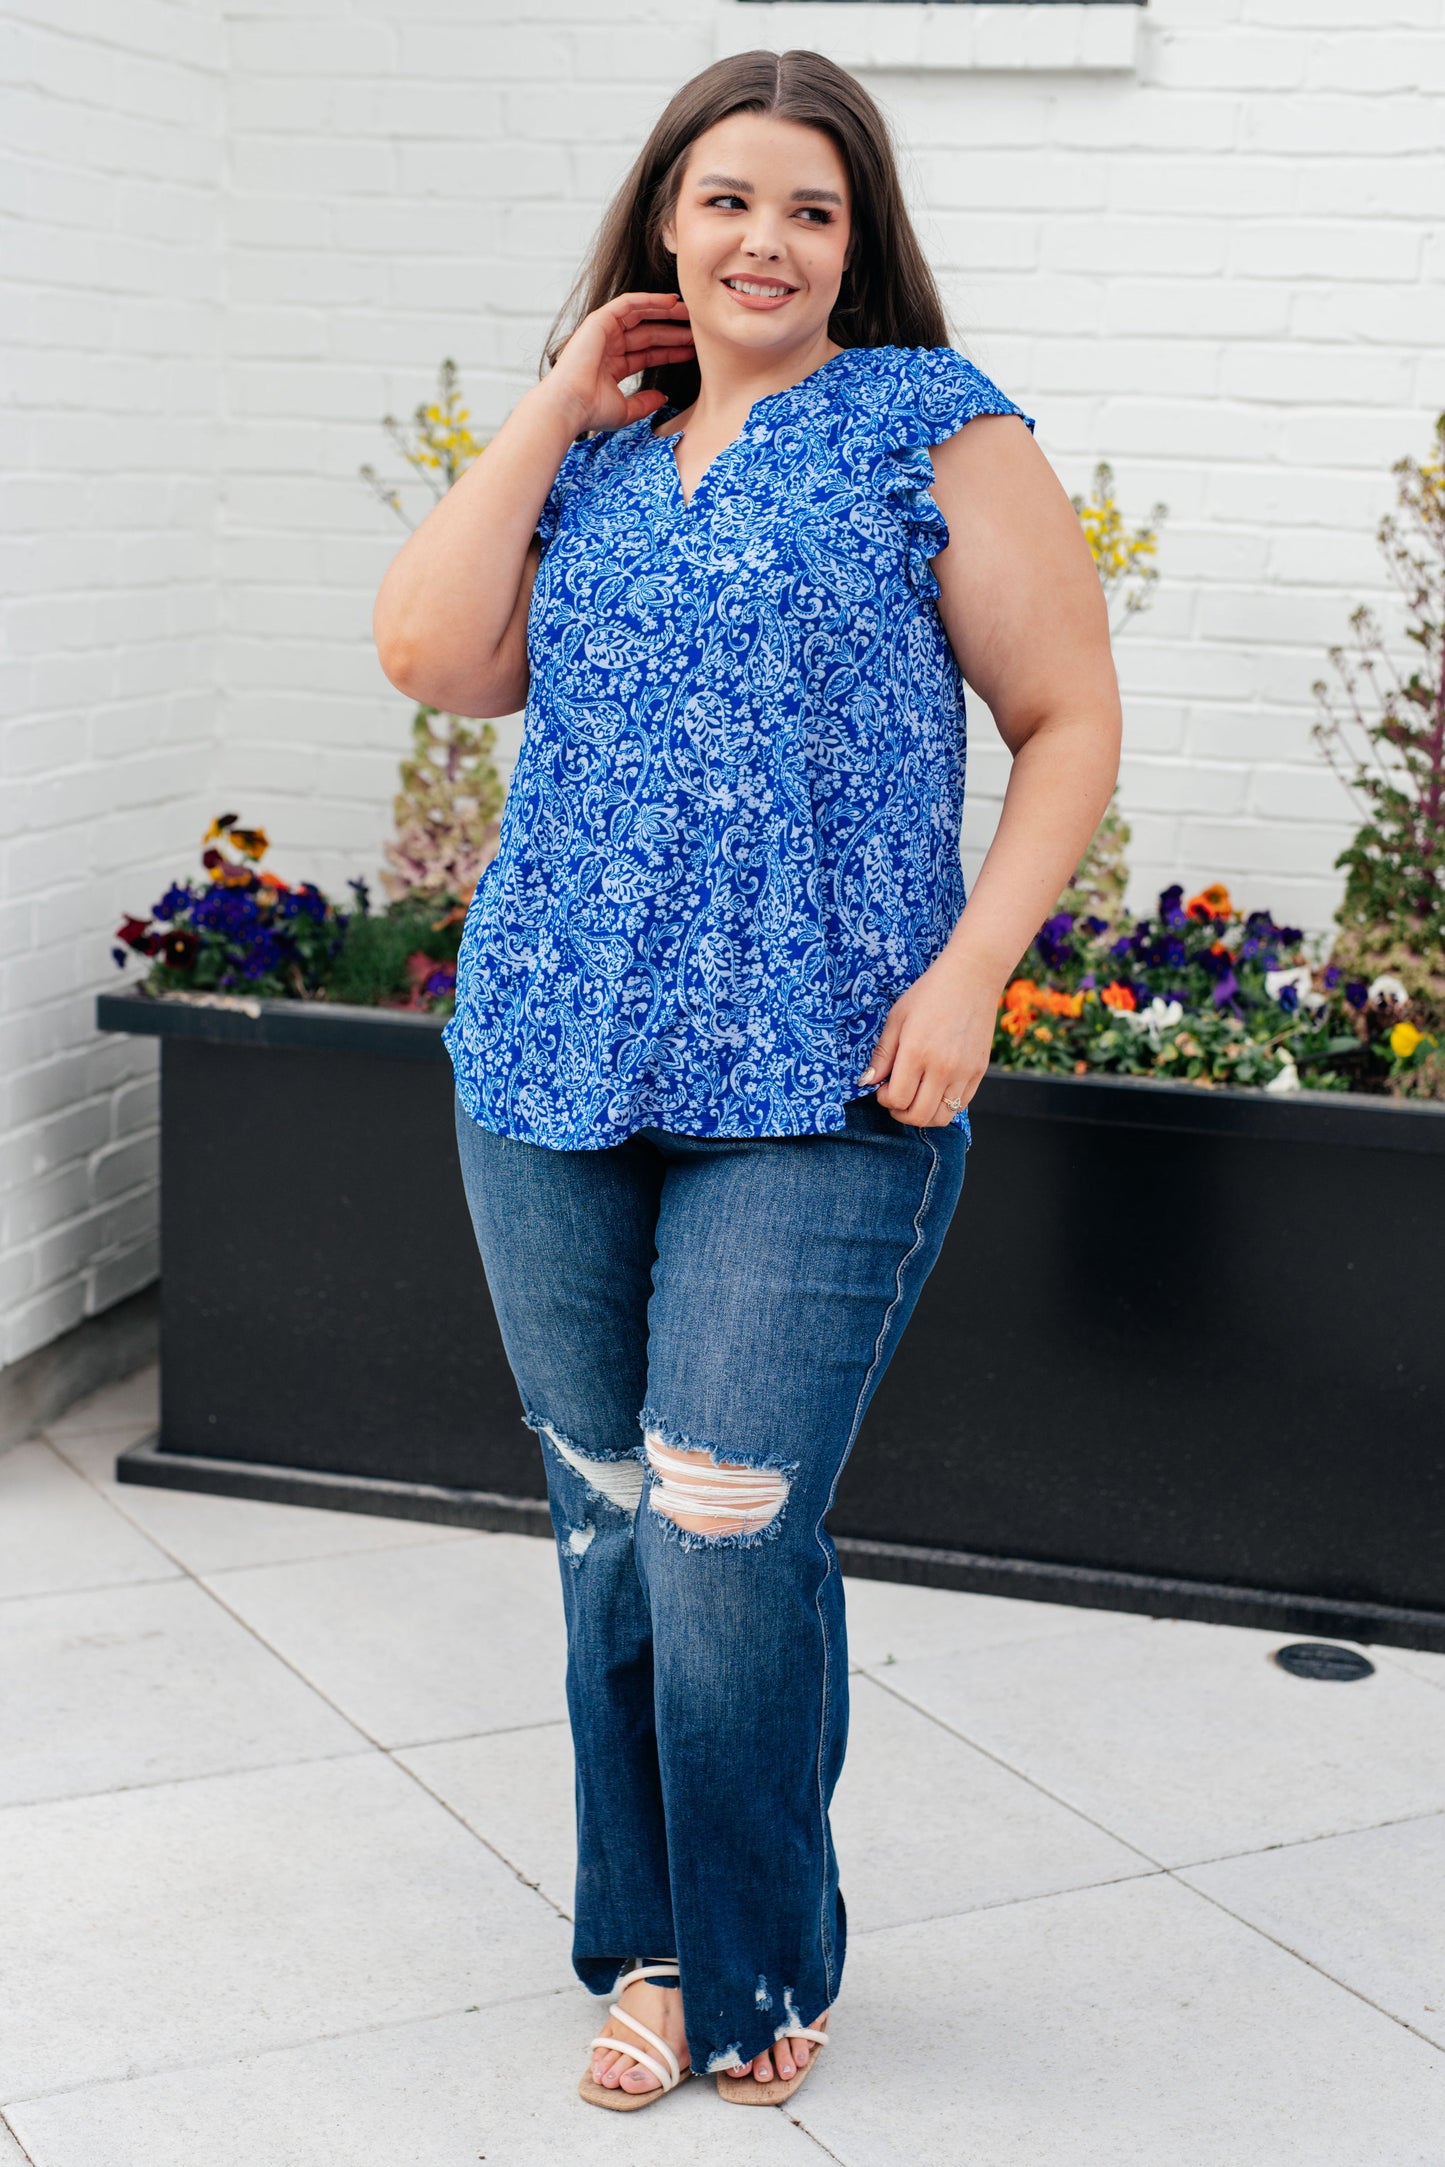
[700,194,835,225]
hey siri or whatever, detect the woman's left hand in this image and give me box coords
[860,952,1001,1127]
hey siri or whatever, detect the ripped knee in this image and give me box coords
[531,1415,644,1514]
[643,1427,790,1539]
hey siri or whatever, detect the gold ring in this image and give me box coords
[943,1093,964,1111]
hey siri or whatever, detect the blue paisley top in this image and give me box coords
[444,342,1036,1150]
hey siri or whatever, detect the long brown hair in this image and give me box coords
[542,49,951,412]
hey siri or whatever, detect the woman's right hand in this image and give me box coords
[541,292,695,435]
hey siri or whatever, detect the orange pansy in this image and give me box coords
[1186,882,1234,921]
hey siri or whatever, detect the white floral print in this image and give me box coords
[444,343,1036,1149]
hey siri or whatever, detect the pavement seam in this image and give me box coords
[28,1404,1445,2098]
[782,2108,854,2160]
[0,2106,39,2163]
[27,1434,576,1925]
[847,1865,1165,1941]
[0,1570,183,1606]
[199,1529,478,1573]
[864,1665,1445,2060]
[388,1715,569,1753]
[858,1660,1445,1871]
[0,1984,580,2114]
[858,1663,1168,1869]
[187,1571,577,1924]
[389,1747,573,1922]
[1171,1873,1445,2058]
[37,1432,482,1576]
[0,1743,378,1819]
[1166,1801,1445,1872]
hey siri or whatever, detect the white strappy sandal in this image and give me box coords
[714,2009,830,2106]
[578,1958,691,2112]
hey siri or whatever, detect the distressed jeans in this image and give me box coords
[453,1088,968,2075]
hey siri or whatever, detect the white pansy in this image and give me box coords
[1266,964,1327,1013]
[1122,996,1184,1048]
[1367,973,1410,1008]
[1265,1054,1301,1094]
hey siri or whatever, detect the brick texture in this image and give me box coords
[2,0,1441,1367]
[2,0,223,1368]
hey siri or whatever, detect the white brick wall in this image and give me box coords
[1,0,224,1366]
[3,0,1442,1370]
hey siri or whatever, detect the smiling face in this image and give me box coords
[659,111,853,370]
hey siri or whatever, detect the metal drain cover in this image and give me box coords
[1273,1641,1375,1681]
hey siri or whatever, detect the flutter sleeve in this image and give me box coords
[875,345,1037,600]
[535,429,606,549]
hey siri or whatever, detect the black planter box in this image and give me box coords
[97,989,1445,1652]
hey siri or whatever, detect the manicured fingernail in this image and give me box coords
[860,1067,876,1084]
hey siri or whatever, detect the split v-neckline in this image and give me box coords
[649,346,857,511]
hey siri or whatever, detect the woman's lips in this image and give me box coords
[720,276,799,311]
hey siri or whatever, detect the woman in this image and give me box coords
[374,49,1120,2112]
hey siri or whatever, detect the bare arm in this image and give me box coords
[866,411,1122,1125]
[371,293,695,719]
[931,411,1123,987]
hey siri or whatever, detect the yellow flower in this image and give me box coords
[1390,1021,1423,1059]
